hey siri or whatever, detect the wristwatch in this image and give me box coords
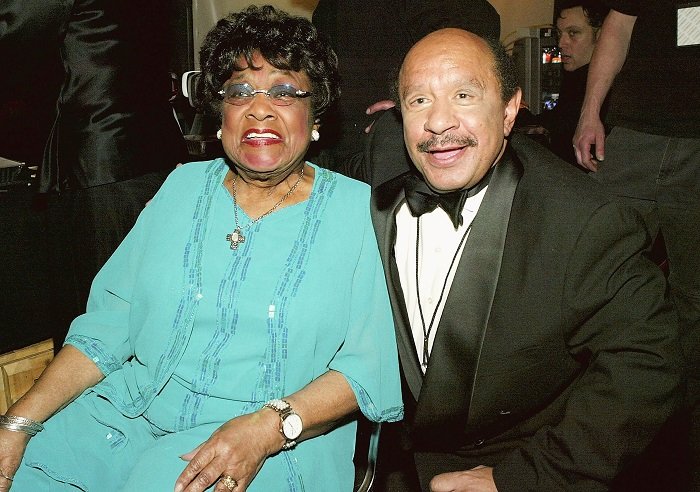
[263,399,303,450]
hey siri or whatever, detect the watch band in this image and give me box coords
[263,399,301,450]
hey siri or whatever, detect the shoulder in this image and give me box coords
[146,158,226,208]
[311,163,371,198]
[156,159,225,191]
[509,134,611,209]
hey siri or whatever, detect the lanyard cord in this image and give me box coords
[415,216,473,369]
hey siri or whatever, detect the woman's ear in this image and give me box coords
[311,120,321,142]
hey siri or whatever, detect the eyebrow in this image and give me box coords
[229,68,295,81]
[401,77,486,99]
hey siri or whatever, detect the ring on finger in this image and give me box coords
[0,468,13,481]
[220,475,238,490]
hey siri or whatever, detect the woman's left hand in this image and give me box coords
[174,410,282,492]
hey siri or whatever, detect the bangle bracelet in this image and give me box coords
[0,414,44,436]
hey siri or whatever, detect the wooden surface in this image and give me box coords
[0,338,53,413]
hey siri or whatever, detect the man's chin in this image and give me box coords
[420,171,471,193]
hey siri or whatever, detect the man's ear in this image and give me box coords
[503,88,522,137]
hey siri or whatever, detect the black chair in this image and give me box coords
[354,420,381,492]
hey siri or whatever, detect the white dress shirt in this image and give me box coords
[394,186,487,373]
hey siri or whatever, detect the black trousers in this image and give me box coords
[45,171,168,348]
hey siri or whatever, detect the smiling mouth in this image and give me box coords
[429,146,464,155]
[244,131,281,140]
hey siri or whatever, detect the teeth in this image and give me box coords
[246,132,278,139]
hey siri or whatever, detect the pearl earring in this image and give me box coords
[311,129,320,142]
[216,129,222,140]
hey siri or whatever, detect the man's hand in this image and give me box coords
[364,100,396,133]
[430,465,498,492]
[573,111,605,171]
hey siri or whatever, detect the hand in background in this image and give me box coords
[573,112,606,171]
[364,100,397,133]
[430,465,498,492]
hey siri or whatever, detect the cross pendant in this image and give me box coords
[226,227,246,250]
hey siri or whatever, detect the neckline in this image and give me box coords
[219,160,319,221]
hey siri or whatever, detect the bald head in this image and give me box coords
[399,28,517,105]
[397,28,521,192]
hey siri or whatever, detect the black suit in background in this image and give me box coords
[360,110,683,491]
[0,0,188,347]
[309,0,501,170]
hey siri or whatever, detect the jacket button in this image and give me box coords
[499,409,511,415]
[474,438,485,447]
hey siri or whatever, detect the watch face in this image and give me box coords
[282,413,303,440]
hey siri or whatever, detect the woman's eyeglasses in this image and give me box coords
[218,83,312,106]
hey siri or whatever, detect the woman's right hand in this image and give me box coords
[0,428,30,491]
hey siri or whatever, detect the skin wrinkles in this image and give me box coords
[398,28,520,193]
[219,52,318,188]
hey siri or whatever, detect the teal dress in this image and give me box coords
[14,160,403,491]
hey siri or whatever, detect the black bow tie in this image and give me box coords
[403,168,494,229]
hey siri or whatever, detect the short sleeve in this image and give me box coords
[329,212,404,422]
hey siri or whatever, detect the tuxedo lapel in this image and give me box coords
[372,174,425,401]
[413,149,522,444]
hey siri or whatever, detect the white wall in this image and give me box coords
[191,0,315,67]
[491,0,555,46]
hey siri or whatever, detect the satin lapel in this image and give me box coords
[372,174,425,402]
[413,151,522,441]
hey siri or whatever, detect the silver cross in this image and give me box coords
[225,228,246,250]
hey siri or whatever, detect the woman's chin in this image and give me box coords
[234,154,302,178]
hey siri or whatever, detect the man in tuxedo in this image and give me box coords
[365,28,683,491]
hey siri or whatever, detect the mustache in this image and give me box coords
[416,134,477,153]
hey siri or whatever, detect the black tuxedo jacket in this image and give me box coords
[363,110,683,491]
[0,0,187,192]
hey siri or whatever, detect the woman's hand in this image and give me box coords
[0,429,30,491]
[174,409,282,492]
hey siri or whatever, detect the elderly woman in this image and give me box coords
[0,6,402,491]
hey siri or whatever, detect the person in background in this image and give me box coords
[574,2,700,489]
[0,0,189,347]
[0,6,402,491]
[516,0,609,166]
[359,28,681,491]
[309,0,501,173]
